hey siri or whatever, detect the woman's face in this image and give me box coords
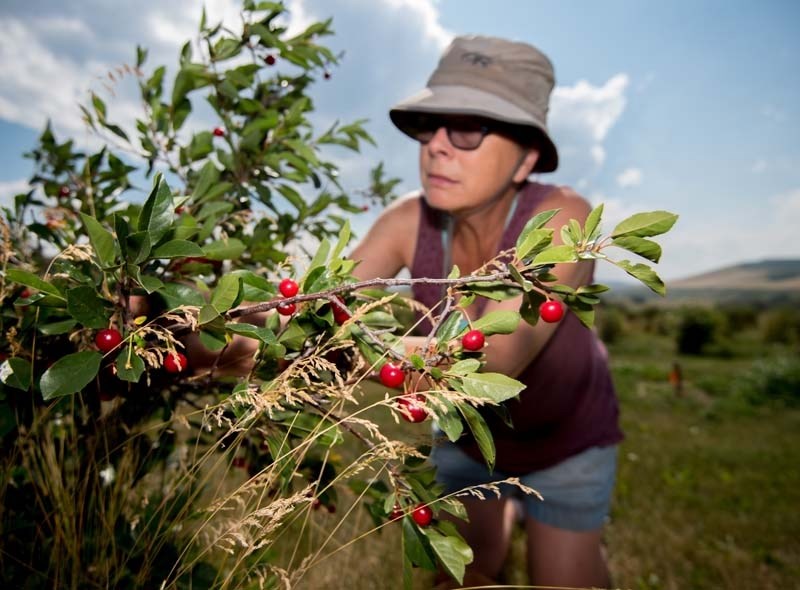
[417,118,539,214]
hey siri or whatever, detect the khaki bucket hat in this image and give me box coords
[390,35,559,173]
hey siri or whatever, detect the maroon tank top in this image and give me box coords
[410,182,624,474]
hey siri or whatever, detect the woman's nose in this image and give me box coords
[426,126,452,153]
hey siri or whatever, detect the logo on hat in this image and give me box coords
[461,52,492,67]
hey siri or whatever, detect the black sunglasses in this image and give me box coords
[403,115,492,150]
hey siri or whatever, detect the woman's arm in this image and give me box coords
[475,187,594,377]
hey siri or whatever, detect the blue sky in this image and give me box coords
[1,0,799,284]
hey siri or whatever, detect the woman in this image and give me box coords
[350,35,622,588]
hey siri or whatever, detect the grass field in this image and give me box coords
[276,327,800,590]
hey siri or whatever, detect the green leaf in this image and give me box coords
[199,304,220,325]
[421,526,473,584]
[210,275,242,312]
[80,213,117,268]
[435,312,465,349]
[40,351,103,400]
[402,518,438,571]
[508,264,533,291]
[329,219,351,272]
[362,311,401,329]
[152,240,205,259]
[158,282,206,309]
[566,298,595,328]
[458,403,496,472]
[192,160,221,201]
[115,348,145,382]
[446,359,481,376]
[515,208,560,251]
[611,210,678,238]
[91,92,106,120]
[225,322,276,343]
[531,245,578,266]
[127,264,163,294]
[0,358,32,391]
[613,260,667,296]
[66,286,110,329]
[611,236,663,263]
[125,231,152,264]
[305,238,330,279]
[138,174,174,245]
[273,411,343,447]
[202,238,246,260]
[584,203,603,239]
[576,283,610,295]
[436,405,465,442]
[516,228,553,261]
[196,202,234,223]
[38,319,78,335]
[464,281,521,302]
[519,290,545,326]
[472,310,520,336]
[456,372,525,403]
[6,269,64,299]
[199,328,227,351]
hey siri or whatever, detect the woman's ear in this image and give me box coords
[513,148,540,182]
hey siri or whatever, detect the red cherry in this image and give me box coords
[389,503,404,520]
[277,300,296,316]
[326,504,336,514]
[312,498,322,511]
[20,288,32,299]
[232,457,247,469]
[264,54,276,65]
[279,278,299,298]
[411,504,433,527]
[379,362,405,388]
[175,205,185,214]
[539,300,564,323]
[360,205,369,212]
[58,185,70,198]
[461,329,485,351]
[164,351,188,373]
[95,328,123,353]
[332,296,350,325]
[398,394,427,423]
[213,126,226,137]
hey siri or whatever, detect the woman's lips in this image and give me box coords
[427,173,457,188]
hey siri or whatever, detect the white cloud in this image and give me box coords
[548,74,629,186]
[616,167,643,188]
[0,178,30,210]
[619,187,800,282]
[32,16,94,38]
[772,187,800,219]
[380,0,452,50]
[0,19,88,132]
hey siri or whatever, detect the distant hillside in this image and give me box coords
[606,259,800,305]
[669,259,800,291]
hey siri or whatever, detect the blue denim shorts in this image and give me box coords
[430,438,618,532]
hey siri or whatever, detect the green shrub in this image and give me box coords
[760,307,800,346]
[676,307,728,356]
[738,357,800,406]
[598,305,626,344]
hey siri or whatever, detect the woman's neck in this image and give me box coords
[450,183,522,268]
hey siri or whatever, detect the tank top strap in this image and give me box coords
[498,181,559,251]
[410,194,448,312]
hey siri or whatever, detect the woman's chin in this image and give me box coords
[422,188,462,212]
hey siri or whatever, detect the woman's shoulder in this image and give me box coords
[532,183,592,220]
